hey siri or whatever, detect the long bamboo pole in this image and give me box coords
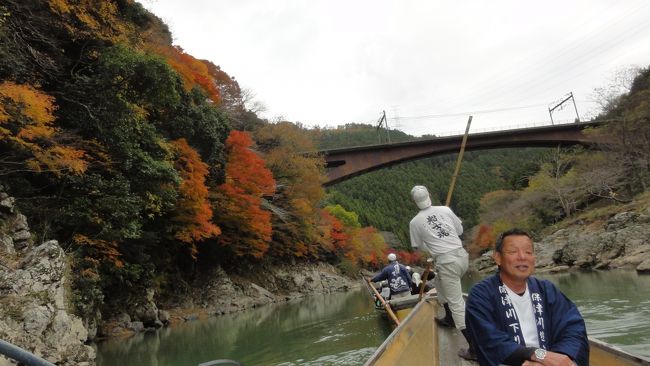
[445,116,472,206]
[418,258,434,301]
[366,278,401,326]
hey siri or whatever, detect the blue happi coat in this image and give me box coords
[371,262,412,296]
[466,274,589,366]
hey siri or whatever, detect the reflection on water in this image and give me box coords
[543,270,650,358]
[95,288,392,366]
[465,269,650,358]
[97,270,650,365]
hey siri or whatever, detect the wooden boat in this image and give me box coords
[365,296,650,366]
[361,274,425,323]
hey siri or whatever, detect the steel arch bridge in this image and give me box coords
[318,120,607,186]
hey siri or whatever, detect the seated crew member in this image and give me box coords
[409,269,436,295]
[465,228,589,366]
[370,253,412,299]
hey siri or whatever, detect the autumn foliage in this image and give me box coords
[170,139,221,256]
[153,46,221,104]
[0,81,88,175]
[469,224,495,257]
[318,206,401,271]
[214,131,275,258]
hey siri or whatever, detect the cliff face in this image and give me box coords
[472,208,650,274]
[0,186,94,365]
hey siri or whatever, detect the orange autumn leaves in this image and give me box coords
[171,131,276,259]
[0,81,88,175]
[171,138,221,252]
[214,131,275,258]
[154,46,222,104]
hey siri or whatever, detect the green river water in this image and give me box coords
[95,269,650,366]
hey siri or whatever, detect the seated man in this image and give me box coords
[409,269,436,295]
[465,228,589,366]
[370,253,412,299]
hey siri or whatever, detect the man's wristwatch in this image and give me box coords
[534,348,547,361]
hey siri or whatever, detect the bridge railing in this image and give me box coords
[432,118,576,137]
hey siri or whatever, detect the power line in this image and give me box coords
[434,2,650,112]
[394,103,549,121]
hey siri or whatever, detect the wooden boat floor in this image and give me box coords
[437,315,477,366]
[365,297,478,366]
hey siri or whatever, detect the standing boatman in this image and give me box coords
[408,185,476,360]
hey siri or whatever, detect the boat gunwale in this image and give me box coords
[366,294,650,366]
[589,337,650,365]
[364,296,437,365]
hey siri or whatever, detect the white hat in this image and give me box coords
[412,272,422,287]
[387,253,397,262]
[411,185,432,209]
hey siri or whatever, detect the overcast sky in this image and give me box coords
[141,0,650,137]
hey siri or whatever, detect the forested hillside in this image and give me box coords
[0,0,396,323]
[310,123,417,149]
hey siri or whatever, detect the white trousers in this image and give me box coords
[434,247,469,330]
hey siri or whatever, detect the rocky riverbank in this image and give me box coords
[98,262,359,339]
[471,207,650,274]
[0,188,95,365]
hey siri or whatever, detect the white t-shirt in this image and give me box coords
[409,205,463,256]
[504,285,540,348]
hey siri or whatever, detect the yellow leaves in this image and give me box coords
[0,81,56,125]
[32,146,88,175]
[47,0,71,14]
[18,124,55,140]
[46,0,137,44]
[0,106,8,124]
[144,191,164,219]
[0,81,89,176]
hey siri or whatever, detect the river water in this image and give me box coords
[95,270,650,366]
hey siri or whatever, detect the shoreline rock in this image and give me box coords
[97,262,359,341]
[0,186,94,365]
[470,209,650,275]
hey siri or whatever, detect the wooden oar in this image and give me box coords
[366,277,401,326]
[445,115,472,206]
[418,258,434,301]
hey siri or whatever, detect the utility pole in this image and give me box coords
[548,92,580,124]
[375,110,391,143]
[570,92,581,122]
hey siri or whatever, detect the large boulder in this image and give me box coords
[0,186,94,365]
[637,258,650,273]
[0,240,95,365]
